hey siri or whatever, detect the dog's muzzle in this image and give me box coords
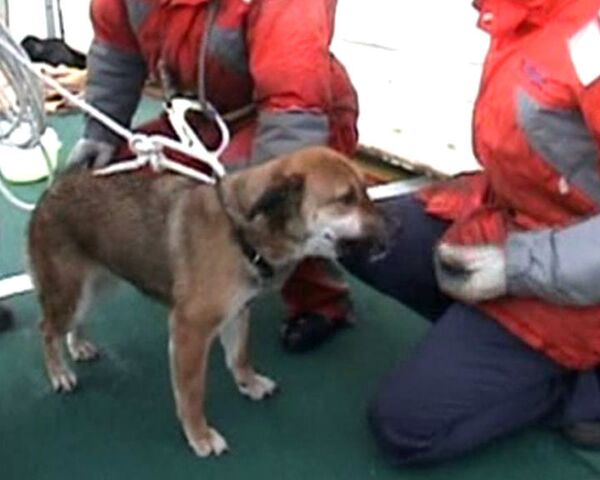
[337,213,391,262]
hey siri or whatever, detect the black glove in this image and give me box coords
[68,138,116,168]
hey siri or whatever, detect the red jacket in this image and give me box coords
[421,0,600,369]
[85,0,358,165]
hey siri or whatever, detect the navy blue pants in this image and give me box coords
[342,195,600,464]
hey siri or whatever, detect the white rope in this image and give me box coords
[30,59,229,181]
[95,99,229,183]
[28,59,229,181]
[0,22,49,211]
[94,133,217,184]
[0,23,228,212]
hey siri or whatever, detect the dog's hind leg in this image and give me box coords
[219,307,277,401]
[31,240,98,392]
[67,326,99,362]
[65,272,103,362]
[63,267,113,362]
[38,265,89,392]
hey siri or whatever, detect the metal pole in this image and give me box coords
[56,0,64,39]
[44,0,57,38]
[0,0,9,26]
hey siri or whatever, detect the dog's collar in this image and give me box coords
[215,180,275,280]
[235,230,275,280]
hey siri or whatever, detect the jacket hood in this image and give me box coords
[474,0,569,35]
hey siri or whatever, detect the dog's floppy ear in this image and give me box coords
[247,173,305,226]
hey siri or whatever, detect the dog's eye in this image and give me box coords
[337,189,357,206]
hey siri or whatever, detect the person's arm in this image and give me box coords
[506,215,600,305]
[436,47,600,306]
[246,0,333,162]
[505,52,600,306]
[83,0,147,146]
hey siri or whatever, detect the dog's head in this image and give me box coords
[230,147,388,264]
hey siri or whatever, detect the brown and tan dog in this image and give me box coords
[28,146,386,457]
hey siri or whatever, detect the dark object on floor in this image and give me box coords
[0,303,14,332]
[281,312,350,353]
[21,36,86,69]
[563,422,600,449]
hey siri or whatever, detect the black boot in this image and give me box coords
[0,304,14,332]
[280,312,352,353]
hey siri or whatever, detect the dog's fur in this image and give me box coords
[28,146,386,457]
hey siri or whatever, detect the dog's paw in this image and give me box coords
[186,427,229,458]
[48,366,78,393]
[66,334,99,362]
[237,373,278,401]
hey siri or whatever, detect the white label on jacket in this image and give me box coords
[569,16,600,87]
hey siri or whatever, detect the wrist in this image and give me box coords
[83,119,124,147]
[505,230,552,297]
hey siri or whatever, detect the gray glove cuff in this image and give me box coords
[251,111,329,164]
[505,232,539,297]
[506,224,600,306]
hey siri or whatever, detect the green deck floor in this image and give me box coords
[1,101,600,479]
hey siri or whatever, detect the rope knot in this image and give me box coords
[129,134,164,172]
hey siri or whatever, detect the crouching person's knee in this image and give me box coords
[367,386,449,465]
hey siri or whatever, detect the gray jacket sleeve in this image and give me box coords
[251,110,329,164]
[83,40,147,145]
[506,213,600,306]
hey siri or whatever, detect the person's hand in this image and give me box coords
[434,243,507,303]
[68,138,115,168]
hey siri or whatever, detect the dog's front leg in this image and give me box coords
[169,308,228,457]
[219,307,277,400]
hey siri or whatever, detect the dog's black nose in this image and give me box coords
[336,227,389,261]
[367,235,389,262]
